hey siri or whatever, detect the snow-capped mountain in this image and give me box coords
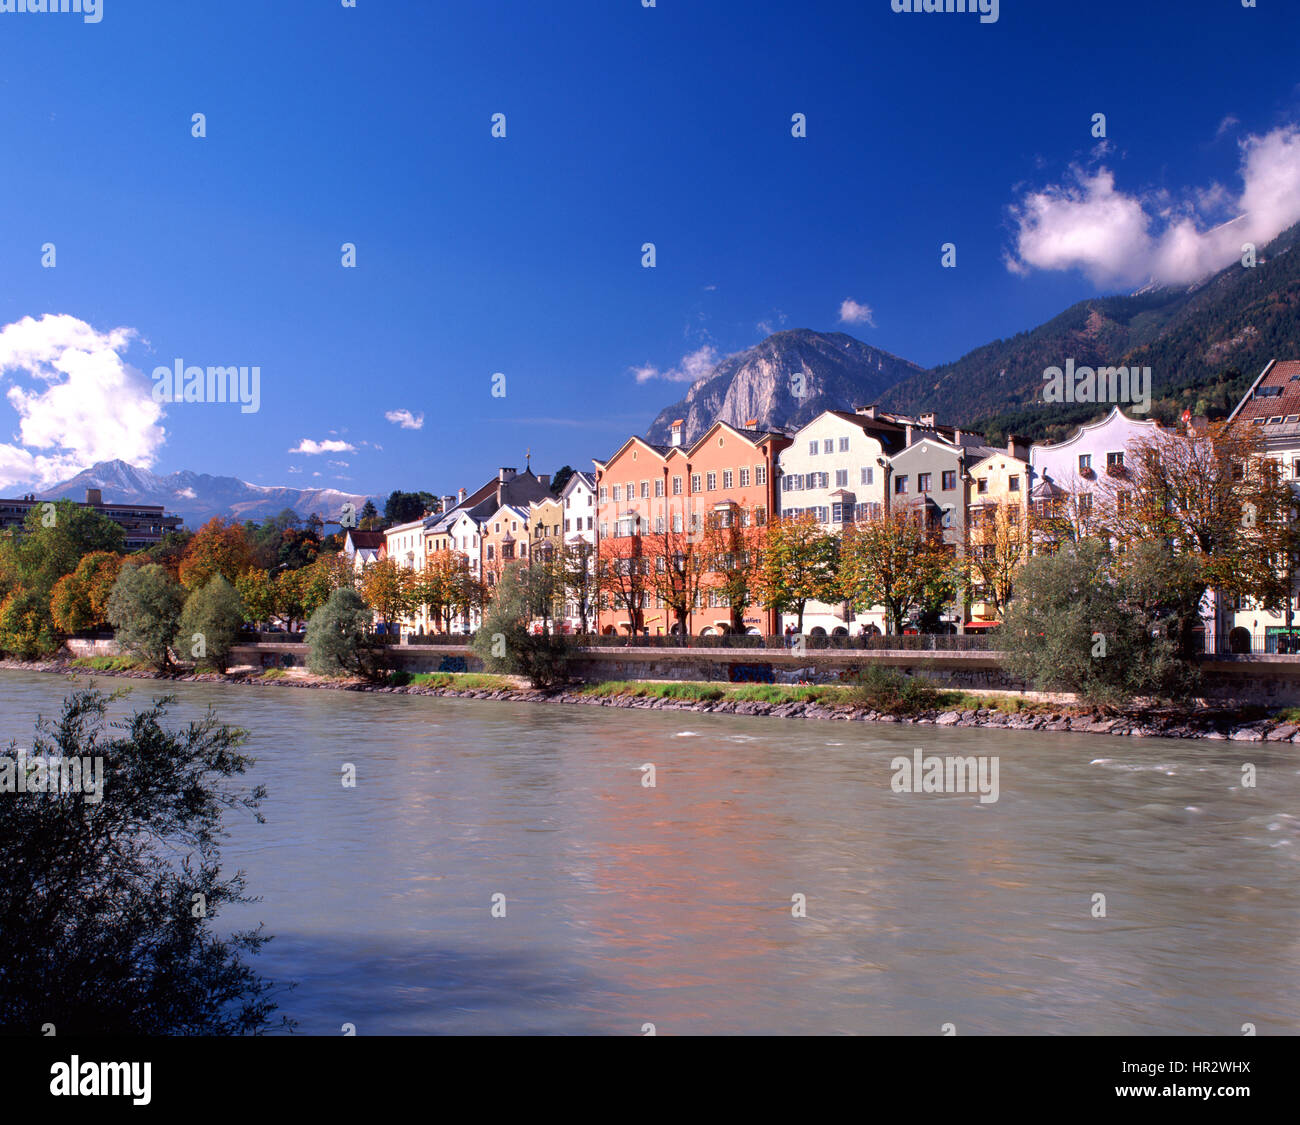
[38,460,374,530]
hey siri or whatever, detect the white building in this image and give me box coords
[775,409,899,635]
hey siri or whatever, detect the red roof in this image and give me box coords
[1232,360,1300,423]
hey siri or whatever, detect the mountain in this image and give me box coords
[644,330,923,445]
[38,460,374,530]
[877,220,1300,441]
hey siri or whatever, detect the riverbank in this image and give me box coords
[6,656,1298,744]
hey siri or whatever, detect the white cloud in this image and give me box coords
[175,487,197,499]
[384,408,424,430]
[838,299,876,327]
[328,459,350,468]
[631,345,719,385]
[0,313,164,490]
[1007,124,1300,287]
[289,438,356,455]
[287,466,302,474]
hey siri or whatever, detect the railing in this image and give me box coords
[574,633,997,651]
[1194,630,1300,656]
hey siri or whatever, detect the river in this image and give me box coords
[3,670,1298,1035]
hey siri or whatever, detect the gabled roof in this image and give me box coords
[344,529,384,550]
[687,418,790,453]
[1227,359,1300,425]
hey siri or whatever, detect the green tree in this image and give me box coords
[1001,538,1197,707]
[0,688,290,1033]
[106,564,185,671]
[472,563,569,687]
[305,587,384,678]
[178,575,247,672]
[838,514,958,635]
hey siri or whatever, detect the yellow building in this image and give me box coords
[965,442,1030,626]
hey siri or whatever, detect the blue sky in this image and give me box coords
[1,0,1298,505]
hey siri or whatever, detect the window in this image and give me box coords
[641,481,650,499]
[612,485,622,502]
[706,471,717,490]
[817,506,829,522]
[672,513,682,533]
[1079,454,1091,473]
[1256,385,1283,398]
[1268,416,1284,425]
[723,470,734,489]
[754,506,767,525]
[564,519,570,533]
[1107,451,1124,469]
[1293,460,1300,480]
[832,502,845,523]
[1009,475,1021,492]
[755,465,767,486]
[1117,491,1131,514]
[977,478,988,494]
[918,473,932,493]
[654,479,664,497]
[861,467,874,486]
[823,439,834,454]
[486,545,495,560]
[1077,493,1092,514]
[739,468,750,487]
[819,472,831,489]
[654,517,664,533]
[839,436,850,452]
[672,475,682,495]
[691,473,702,493]
[599,522,608,538]
[835,469,848,487]
[586,517,593,530]
[809,441,819,455]
[895,476,908,495]
[942,470,956,490]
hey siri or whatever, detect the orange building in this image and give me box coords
[592,419,789,636]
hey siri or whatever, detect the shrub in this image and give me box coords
[844,664,939,716]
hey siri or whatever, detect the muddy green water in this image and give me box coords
[3,670,1297,1035]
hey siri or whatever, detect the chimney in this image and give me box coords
[539,474,550,489]
[856,405,878,420]
[85,488,102,506]
[499,467,516,483]
[442,494,454,512]
[670,419,684,447]
[954,428,963,446]
[744,417,758,428]
[1007,435,1017,456]
[458,487,467,504]
[904,423,914,446]
[920,412,936,428]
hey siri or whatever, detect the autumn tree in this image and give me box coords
[754,514,838,634]
[359,557,414,630]
[597,535,649,635]
[838,513,959,635]
[179,518,255,591]
[560,540,598,634]
[50,551,123,634]
[700,512,766,635]
[1095,422,1300,655]
[643,524,704,636]
[235,569,276,628]
[965,499,1033,619]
